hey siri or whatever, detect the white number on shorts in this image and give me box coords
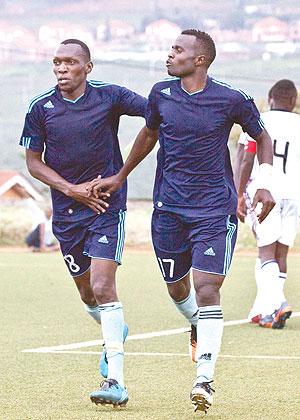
[64,254,80,273]
[157,258,175,279]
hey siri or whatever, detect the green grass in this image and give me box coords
[1,251,300,419]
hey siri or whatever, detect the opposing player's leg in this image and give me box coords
[273,242,291,328]
[248,257,263,323]
[254,200,295,327]
[275,241,289,307]
[243,199,264,322]
[189,214,237,413]
[259,242,292,329]
[152,210,198,361]
[268,199,300,328]
[258,243,280,316]
[247,201,280,323]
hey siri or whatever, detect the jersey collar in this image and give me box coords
[179,75,212,96]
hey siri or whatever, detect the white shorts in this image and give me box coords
[245,198,299,247]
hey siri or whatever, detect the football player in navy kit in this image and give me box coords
[20,39,147,407]
[88,29,275,413]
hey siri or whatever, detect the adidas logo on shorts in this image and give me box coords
[204,247,215,256]
[98,235,109,244]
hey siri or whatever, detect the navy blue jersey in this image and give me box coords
[20,81,147,221]
[146,76,264,217]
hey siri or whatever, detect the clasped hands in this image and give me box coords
[76,174,122,214]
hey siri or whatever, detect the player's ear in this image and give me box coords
[194,54,206,67]
[268,97,274,109]
[86,61,93,74]
[290,95,297,109]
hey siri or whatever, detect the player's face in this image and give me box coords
[53,43,92,99]
[166,34,201,77]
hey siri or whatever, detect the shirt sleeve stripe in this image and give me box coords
[28,89,55,113]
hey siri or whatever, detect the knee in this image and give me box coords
[194,283,220,307]
[168,286,189,302]
[91,275,116,303]
[167,275,191,302]
[78,285,96,306]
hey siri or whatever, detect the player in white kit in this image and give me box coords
[236,79,300,328]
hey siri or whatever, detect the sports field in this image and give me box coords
[1,250,300,419]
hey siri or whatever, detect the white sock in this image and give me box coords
[248,258,264,319]
[254,257,262,289]
[99,302,125,387]
[277,272,287,306]
[196,306,223,383]
[84,304,101,324]
[172,290,198,326]
[260,260,280,316]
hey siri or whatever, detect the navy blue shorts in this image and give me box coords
[151,209,238,283]
[52,210,126,277]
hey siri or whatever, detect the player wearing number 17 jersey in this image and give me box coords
[87,29,275,413]
[236,79,300,329]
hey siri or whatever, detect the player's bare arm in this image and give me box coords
[252,129,276,223]
[26,149,109,214]
[233,143,245,190]
[88,126,158,196]
[236,150,255,222]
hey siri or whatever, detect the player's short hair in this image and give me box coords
[181,29,216,67]
[61,39,91,61]
[269,79,297,100]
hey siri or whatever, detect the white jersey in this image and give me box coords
[245,110,300,200]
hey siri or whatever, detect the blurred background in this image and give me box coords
[1,0,300,247]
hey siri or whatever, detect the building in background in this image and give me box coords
[0,170,43,202]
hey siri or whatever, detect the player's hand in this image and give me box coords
[237,195,247,223]
[87,174,124,198]
[67,182,110,214]
[251,189,275,223]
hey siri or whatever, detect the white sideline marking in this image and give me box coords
[22,312,300,354]
[24,350,300,361]
[22,327,188,353]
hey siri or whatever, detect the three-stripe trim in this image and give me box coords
[115,210,126,263]
[88,80,113,88]
[223,216,237,275]
[27,88,55,113]
[20,136,31,149]
[211,78,252,100]
[212,78,265,131]
[198,309,223,320]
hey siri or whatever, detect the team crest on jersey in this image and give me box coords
[161,88,171,96]
[43,100,54,109]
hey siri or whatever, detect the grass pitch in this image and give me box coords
[1,250,300,420]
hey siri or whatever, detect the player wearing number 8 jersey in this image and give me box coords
[236,79,300,329]
[19,39,146,406]
[87,29,275,413]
